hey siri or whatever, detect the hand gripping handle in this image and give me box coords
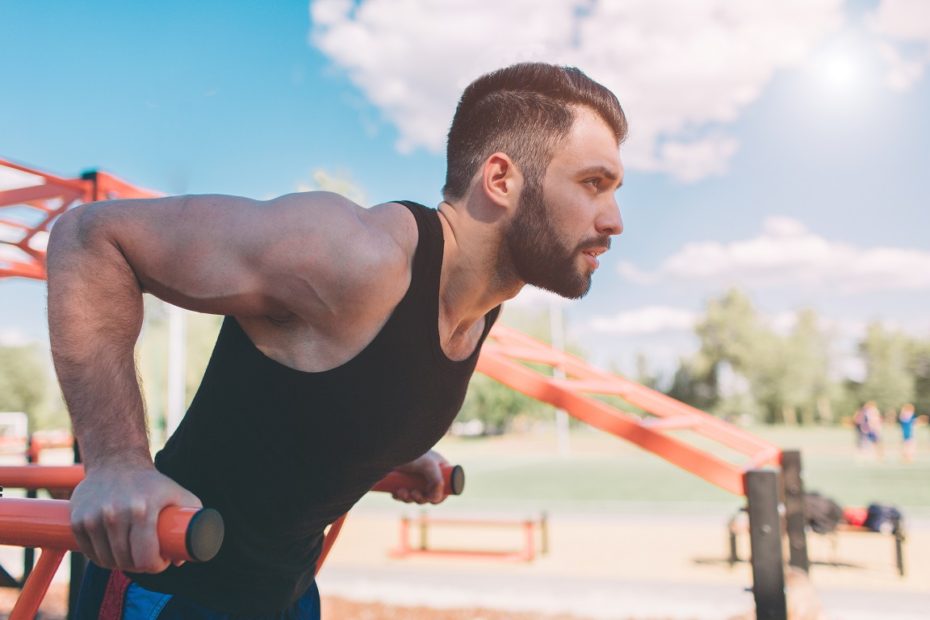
[371,463,465,496]
[0,498,224,562]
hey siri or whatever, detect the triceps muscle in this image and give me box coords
[47,207,153,469]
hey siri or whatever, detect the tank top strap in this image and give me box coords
[393,200,444,310]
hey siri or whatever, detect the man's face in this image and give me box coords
[504,107,624,299]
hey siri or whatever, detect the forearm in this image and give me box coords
[47,204,152,470]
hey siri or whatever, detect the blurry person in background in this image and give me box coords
[898,403,916,462]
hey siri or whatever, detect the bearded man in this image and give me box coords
[47,62,626,619]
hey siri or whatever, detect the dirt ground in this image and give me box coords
[1,510,926,619]
[0,584,596,620]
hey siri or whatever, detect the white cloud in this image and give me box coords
[867,0,930,91]
[0,328,31,347]
[618,216,930,294]
[588,305,696,335]
[310,0,842,182]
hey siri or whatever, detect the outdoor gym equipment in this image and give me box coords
[393,511,548,562]
[0,500,222,620]
[1,156,805,620]
[0,463,463,618]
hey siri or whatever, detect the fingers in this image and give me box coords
[421,461,444,504]
[69,468,202,573]
[73,506,116,568]
[129,500,169,573]
[392,487,430,504]
[102,503,132,569]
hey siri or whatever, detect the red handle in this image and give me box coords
[0,498,223,562]
[371,464,465,496]
[0,463,468,498]
[0,464,84,490]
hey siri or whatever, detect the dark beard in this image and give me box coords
[503,180,593,299]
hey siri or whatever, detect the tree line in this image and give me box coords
[665,289,929,425]
[1,289,927,433]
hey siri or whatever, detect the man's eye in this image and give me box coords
[584,178,600,189]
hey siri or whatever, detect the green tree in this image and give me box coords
[0,344,67,430]
[859,322,915,411]
[139,298,223,445]
[767,309,831,425]
[679,290,834,425]
[457,373,546,434]
[667,353,719,412]
[909,338,930,415]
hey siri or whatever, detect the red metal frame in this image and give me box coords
[392,513,547,562]
[0,462,465,587]
[0,499,209,620]
[0,157,157,280]
[478,325,781,496]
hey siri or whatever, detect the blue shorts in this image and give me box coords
[75,562,321,620]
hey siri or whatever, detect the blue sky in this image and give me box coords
[2,0,929,378]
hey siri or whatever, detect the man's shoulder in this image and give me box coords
[279,192,419,262]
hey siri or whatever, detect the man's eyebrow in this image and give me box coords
[577,165,623,187]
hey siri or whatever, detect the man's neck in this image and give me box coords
[435,200,522,335]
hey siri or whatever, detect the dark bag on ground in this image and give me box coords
[864,503,902,534]
[804,491,844,534]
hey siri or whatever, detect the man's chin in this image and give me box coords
[533,274,592,300]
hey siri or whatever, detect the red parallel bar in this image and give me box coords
[0,158,86,190]
[0,262,45,280]
[416,518,531,528]
[1,498,222,620]
[477,350,747,495]
[0,185,82,208]
[0,498,222,563]
[372,464,465,496]
[0,464,84,489]
[315,464,466,574]
[483,325,779,461]
[0,464,466,496]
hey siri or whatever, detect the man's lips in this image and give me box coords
[581,246,608,268]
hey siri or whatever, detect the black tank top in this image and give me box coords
[131,201,500,613]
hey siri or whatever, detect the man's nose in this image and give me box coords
[596,197,623,236]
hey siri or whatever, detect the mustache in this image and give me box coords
[577,236,612,252]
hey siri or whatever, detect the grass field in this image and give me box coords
[359,423,930,516]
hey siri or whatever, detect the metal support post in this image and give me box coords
[746,469,787,620]
[68,441,85,620]
[781,450,809,573]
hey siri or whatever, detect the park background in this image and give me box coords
[1,1,929,618]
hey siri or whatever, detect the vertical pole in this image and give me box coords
[23,436,36,580]
[524,521,535,561]
[166,304,187,439]
[540,511,549,555]
[894,522,905,577]
[780,450,809,573]
[727,513,740,566]
[68,441,86,620]
[549,300,570,456]
[398,516,410,556]
[418,510,428,551]
[746,469,787,620]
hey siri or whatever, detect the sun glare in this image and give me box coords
[817,50,859,90]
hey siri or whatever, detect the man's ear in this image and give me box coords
[480,152,521,212]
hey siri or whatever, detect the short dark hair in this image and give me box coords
[443,62,627,201]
